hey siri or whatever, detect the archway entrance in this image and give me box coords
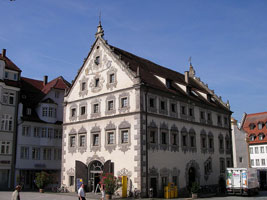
[188,167,196,188]
[88,160,103,192]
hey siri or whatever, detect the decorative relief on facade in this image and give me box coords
[106,66,117,90]
[78,126,87,133]
[79,76,89,97]
[68,128,77,154]
[89,73,105,93]
[90,98,101,118]
[78,101,88,120]
[118,92,130,114]
[105,94,116,115]
[149,166,159,176]
[105,121,116,130]
[66,168,75,176]
[86,154,105,166]
[118,120,131,153]
[204,157,212,181]
[185,160,200,186]
[90,124,101,152]
[69,128,77,135]
[117,168,132,177]
[118,120,131,129]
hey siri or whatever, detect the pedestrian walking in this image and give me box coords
[78,184,86,200]
[100,184,105,200]
[11,185,21,200]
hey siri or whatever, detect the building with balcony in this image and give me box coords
[0,49,21,189]
[15,75,70,189]
[62,23,232,197]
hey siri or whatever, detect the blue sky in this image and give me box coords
[0,0,266,121]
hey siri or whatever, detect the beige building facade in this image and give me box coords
[62,23,232,197]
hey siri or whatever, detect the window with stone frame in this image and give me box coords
[118,93,130,113]
[109,73,115,84]
[69,176,74,186]
[171,103,176,113]
[121,129,129,144]
[0,141,11,154]
[200,130,207,153]
[200,111,205,120]
[208,132,214,153]
[159,99,168,115]
[217,115,222,126]
[107,131,115,145]
[149,98,155,108]
[161,131,167,145]
[224,116,228,126]
[79,135,86,147]
[70,135,76,147]
[225,135,231,154]
[189,129,196,151]
[2,91,15,105]
[93,104,99,113]
[207,112,212,124]
[160,101,165,111]
[150,130,157,144]
[108,100,114,111]
[71,108,76,117]
[22,126,31,136]
[32,147,40,160]
[181,128,188,152]
[33,127,40,137]
[106,67,118,90]
[171,132,178,146]
[181,105,187,116]
[81,82,86,91]
[20,146,29,159]
[226,158,231,167]
[121,97,128,108]
[93,133,100,146]
[81,106,86,115]
[188,107,194,117]
[218,134,224,153]
[204,157,212,176]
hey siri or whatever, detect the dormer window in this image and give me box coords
[249,123,255,130]
[250,134,256,141]
[258,123,263,130]
[166,79,172,89]
[259,133,265,141]
[94,56,100,65]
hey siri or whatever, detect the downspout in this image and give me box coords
[144,84,149,197]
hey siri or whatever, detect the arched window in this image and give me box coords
[249,134,256,141]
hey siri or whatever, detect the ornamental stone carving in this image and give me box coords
[117,168,132,177]
[105,121,116,130]
[106,66,118,90]
[149,166,159,176]
[67,168,75,176]
[89,73,105,93]
[78,126,87,133]
[185,160,200,186]
[86,154,105,165]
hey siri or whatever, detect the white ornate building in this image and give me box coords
[0,49,21,189]
[62,23,232,197]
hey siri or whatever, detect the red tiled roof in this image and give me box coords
[242,112,267,145]
[0,54,21,72]
[42,76,71,94]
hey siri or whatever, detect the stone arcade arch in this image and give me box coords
[185,160,200,190]
[88,160,104,192]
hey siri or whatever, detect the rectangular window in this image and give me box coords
[69,176,74,186]
[255,147,259,154]
[217,115,222,124]
[81,106,86,115]
[171,103,176,113]
[220,159,225,173]
[200,111,205,120]
[149,98,155,108]
[224,117,228,125]
[34,127,40,137]
[3,92,8,104]
[262,159,266,166]
[14,73,17,80]
[239,157,243,163]
[54,129,61,139]
[48,107,53,117]
[107,132,114,144]
[150,131,156,144]
[202,137,206,148]
[43,148,51,160]
[54,149,61,160]
[55,91,59,98]
[0,141,11,154]
[171,133,177,145]
[26,108,31,115]
[172,176,177,186]
[70,136,76,147]
[121,97,128,108]
[81,82,86,91]
[250,147,253,154]
[108,101,114,111]
[160,101,165,110]
[79,135,86,147]
[189,108,193,117]
[9,93,14,105]
[95,78,99,87]
[1,115,13,131]
[109,73,115,83]
[93,104,99,113]
[22,126,30,136]
[42,107,48,117]
[251,159,254,166]
[5,72,8,79]
[207,113,211,121]
[121,130,129,144]
[209,138,213,149]
[181,106,186,115]
[41,128,47,138]
[190,135,195,147]
[256,159,260,166]
[32,147,40,160]
[93,134,99,146]
[161,132,167,145]
[71,108,76,117]
[182,135,187,146]
[219,139,224,150]
[20,147,29,159]
[47,128,53,138]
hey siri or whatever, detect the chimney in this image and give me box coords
[2,49,6,57]
[184,71,189,84]
[43,75,48,85]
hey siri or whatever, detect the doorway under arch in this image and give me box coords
[88,160,103,192]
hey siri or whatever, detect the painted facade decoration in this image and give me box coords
[62,22,232,197]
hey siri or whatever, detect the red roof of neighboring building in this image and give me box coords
[0,53,22,72]
[242,112,267,145]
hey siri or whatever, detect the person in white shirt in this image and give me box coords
[11,185,21,200]
[78,184,86,200]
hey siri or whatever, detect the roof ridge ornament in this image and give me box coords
[188,56,195,77]
[95,11,104,38]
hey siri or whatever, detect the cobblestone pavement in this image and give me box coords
[1,191,267,200]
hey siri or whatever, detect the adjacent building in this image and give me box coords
[231,117,249,168]
[242,112,267,188]
[0,49,21,189]
[62,23,232,197]
[14,76,70,189]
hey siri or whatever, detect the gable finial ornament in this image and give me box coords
[95,12,104,38]
[188,56,195,77]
